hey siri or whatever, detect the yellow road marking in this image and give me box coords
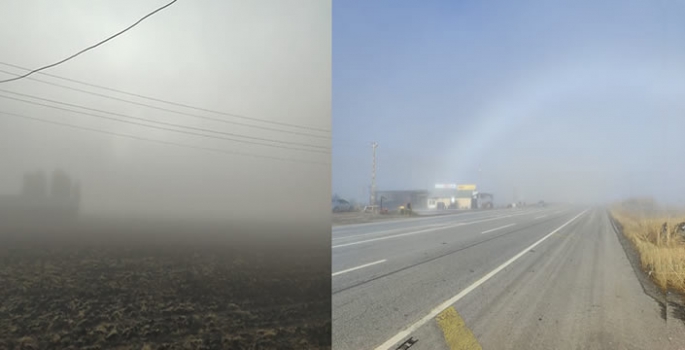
[436,307,482,350]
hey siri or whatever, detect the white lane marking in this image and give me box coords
[373,209,588,350]
[332,259,386,277]
[331,210,505,230]
[332,223,465,249]
[332,223,447,241]
[332,210,543,249]
[481,223,516,234]
[459,208,547,224]
[332,212,526,241]
[535,215,547,219]
[332,209,511,232]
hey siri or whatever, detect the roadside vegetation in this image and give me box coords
[610,198,685,294]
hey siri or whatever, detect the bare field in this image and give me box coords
[610,203,685,295]
[0,220,331,350]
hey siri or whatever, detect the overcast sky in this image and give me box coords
[333,0,685,206]
[0,0,331,223]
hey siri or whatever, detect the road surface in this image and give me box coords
[332,205,685,350]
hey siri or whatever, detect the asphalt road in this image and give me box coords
[332,205,685,350]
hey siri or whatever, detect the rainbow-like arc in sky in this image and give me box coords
[445,51,685,198]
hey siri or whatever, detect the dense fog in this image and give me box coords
[0,0,331,229]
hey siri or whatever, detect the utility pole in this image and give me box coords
[370,142,378,206]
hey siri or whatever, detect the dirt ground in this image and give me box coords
[0,220,330,350]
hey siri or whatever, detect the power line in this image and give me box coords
[0,110,329,166]
[0,89,329,152]
[0,61,330,133]
[0,0,179,84]
[0,68,331,139]
[0,93,328,154]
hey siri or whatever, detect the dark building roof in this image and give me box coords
[376,190,430,209]
[332,198,350,205]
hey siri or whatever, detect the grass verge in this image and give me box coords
[610,199,685,294]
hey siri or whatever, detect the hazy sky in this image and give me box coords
[0,0,331,222]
[333,0,685,206]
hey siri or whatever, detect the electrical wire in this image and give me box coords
[0,69,330,139]
[0,94,328,154]
[0,89,329,151]
[0,110,329,166]
[0,61,330,133]
[0,0,179,84]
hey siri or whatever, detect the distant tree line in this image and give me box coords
[621,197,657,213]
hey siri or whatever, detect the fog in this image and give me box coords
[0,0,331,226]
[333,0,685,207]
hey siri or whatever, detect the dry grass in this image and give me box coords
[610,201,685,293]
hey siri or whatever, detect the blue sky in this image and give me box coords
[333,0,685,205]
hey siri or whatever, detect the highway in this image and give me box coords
[332,205,685,350]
